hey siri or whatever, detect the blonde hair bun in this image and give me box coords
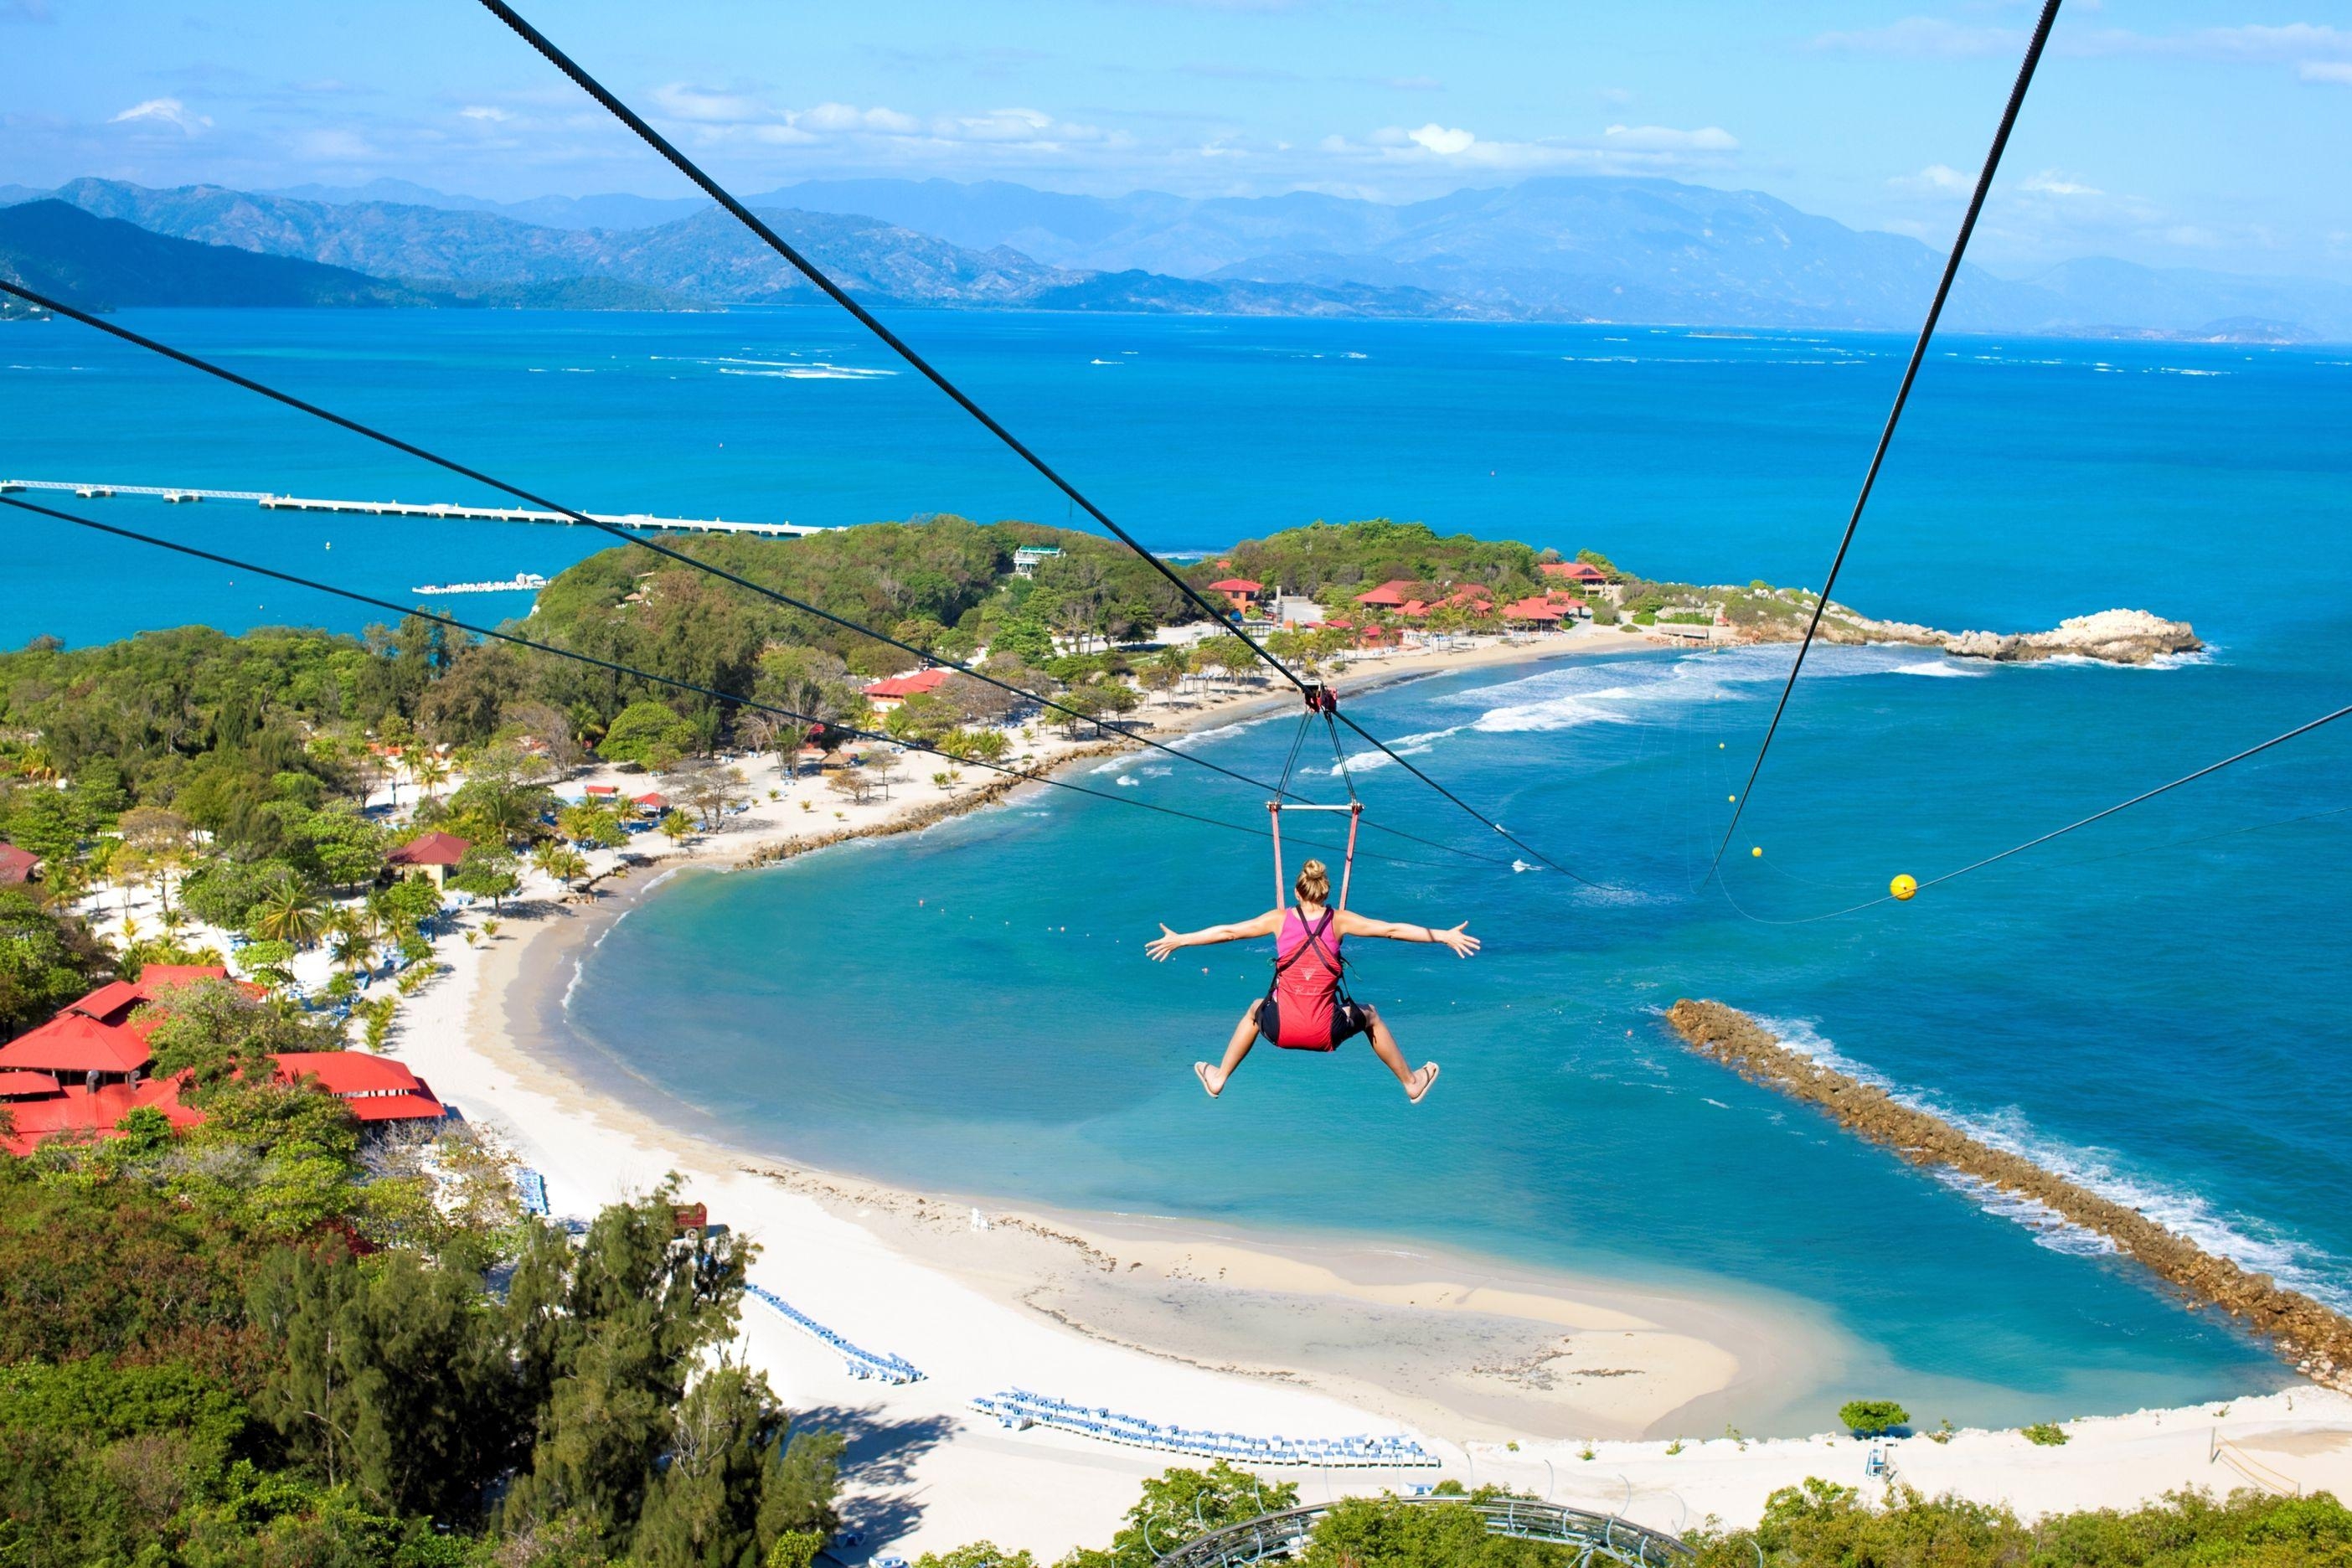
[1294,858,1332,904]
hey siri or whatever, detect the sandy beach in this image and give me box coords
[374,630,2352,1555]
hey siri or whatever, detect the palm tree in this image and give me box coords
[411,752,451,804]
[330,924,378,977]
[250,881,328,949]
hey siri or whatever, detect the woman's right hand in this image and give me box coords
[1145,924,1186,962]
[1436,923,1481,957]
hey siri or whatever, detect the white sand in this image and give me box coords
[365,638,2351,1555]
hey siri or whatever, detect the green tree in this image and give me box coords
[560,803,631,848]
[1838,1399,1911,1436]
[1065,1463,1299,1568]
[0,886,111,1038]
[449,847,524,910]
[601,702,699,771]
[247,878,329,949]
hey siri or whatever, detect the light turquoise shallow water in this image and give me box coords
[8,307,2349,1433]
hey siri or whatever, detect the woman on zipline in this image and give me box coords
[1147,856,1478,1102]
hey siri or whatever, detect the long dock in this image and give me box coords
[0,479,823,538]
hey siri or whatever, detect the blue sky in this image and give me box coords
[5,1,2349,279]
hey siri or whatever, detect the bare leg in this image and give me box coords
[1359,1005,1439,1102]
[1197,1000,1261,1097]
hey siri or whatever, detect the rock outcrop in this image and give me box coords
[1665,999,2351,1393]
[1822,606,2202,666]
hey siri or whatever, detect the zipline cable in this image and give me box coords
[1715,702,2352,923]
[1710,0,2063,879]
[0,493,1456,869]
[0,277,1500,870]
[474,0,1596,886]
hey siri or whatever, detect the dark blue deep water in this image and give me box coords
[8,307,2349,1432]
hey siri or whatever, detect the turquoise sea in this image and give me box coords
[7,307,2349,1433]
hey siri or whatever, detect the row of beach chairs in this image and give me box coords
[745,1283,923,1385]
[971,1388,1434,1467]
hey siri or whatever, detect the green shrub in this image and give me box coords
[1838,1399,1911,1436]
[2022,1421,2069,1446]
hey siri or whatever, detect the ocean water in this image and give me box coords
[8,307,2349,1433]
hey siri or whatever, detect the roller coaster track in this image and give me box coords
[1151,1496,1693,1568]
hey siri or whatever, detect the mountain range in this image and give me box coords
[3,174,2347,339]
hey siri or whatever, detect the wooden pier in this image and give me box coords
[0,479,823,538]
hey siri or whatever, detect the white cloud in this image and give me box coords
[1602,123,1736,152]
[458,106,509,123]
[1811,18,2020,57]
[648,85,1117,160]
[2303,60,2352,83]
[1891,163,1971,193]
[108,97,211,134]
[2020,170,2102,198]
[1408,123,1475,155]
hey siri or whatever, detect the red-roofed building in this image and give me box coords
[1542,561,1611,587]
[0,970,450,1153]
[1503,596,1567,626]
[0,843,39,885]
[1207,577,1262,617]
[585,784,619,799]
[275,1051,446,1124]
[388,831,472,888]
[0,965,231,1081]
[632,792,670,815]
[862,668,951,709]
[1354,580,1416,609]
[0,1075,206,1156]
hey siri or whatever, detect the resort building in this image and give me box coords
[1354,580,1416,609]
[1011,544,1062,578]
[863,668,951,709]
[0,966,447,1153]
[1541,560,1612,589]
[0,843,39,885]
[1271,595,1325,627]
[1502,596,1568,628]
[387,830,472,888]
[1207,577,1263,618]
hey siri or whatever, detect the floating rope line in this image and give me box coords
[0,277,1501,872]
[1716,703,2352,923]
[477,0,1595,886]
[0,494,1457,869]
[1710,0,2064,878]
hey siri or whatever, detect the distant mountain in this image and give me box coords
[6,173,2349,338]
[260,179,709,232]
[1,179,1452,318]
[0,199,686,312]
[0,199,422,308]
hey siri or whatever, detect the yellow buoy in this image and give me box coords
[1751,846,1762,858]
[1890,874,1918,901]
[1727,793,1737,802]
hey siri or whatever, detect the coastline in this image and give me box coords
[385,630,2352,1553]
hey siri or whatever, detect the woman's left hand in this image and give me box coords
[1145,924,1186,962]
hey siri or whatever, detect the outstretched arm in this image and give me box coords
[1334,910,1481,957]
[1147,909,1283,961]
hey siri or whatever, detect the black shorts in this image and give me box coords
[1257,993,1371,1052]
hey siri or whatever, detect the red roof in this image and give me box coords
[275,1050,447,1123]
[585,784,619,797]
[632,792,668,809]
[0,1075,206,1154]
[1503,596,1565,622]
[862,668,950,700]
[1209,578,1262,593]
[0,843,37,884]
[1355,580,1416,607]
[0,1070,62,1098]
[1542,561,1610,583]
[0,966,231,1077]
[389,831,471,868]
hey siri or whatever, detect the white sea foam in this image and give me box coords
[1116,775,1140,787]
[1089,358,1121,366]
[1888,660,1991,678]
[719,365,895,380]
[1755,1014,2350,1303]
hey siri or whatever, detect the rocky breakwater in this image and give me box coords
[1828,606,2202,666]
[1664,999,2352,1392]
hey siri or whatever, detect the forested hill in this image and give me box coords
[0,199,420,309]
